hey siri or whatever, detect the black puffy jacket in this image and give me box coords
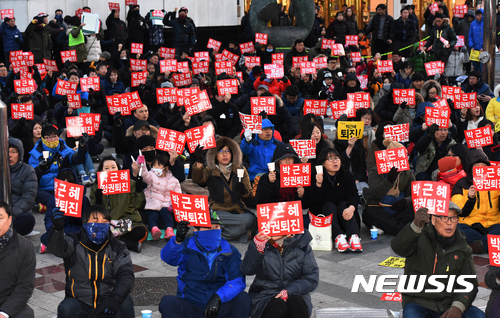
[326,19,350,45]
[106,12,128,45]
[365,14,394,41]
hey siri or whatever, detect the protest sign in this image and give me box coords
[411,181,450,215]
[54,178,84,217]
[257,201,304,236]
[97,170,131,195]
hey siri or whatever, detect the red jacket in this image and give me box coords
[253,78,291,96]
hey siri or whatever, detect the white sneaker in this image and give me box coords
[334,234,349,252]
[349,234,363,252]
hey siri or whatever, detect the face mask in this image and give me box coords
[195,229,222,251]
[428,97,438,103]
[42,137,59,149]
[152,168,164,177]
[179,15,187,21]
[121,57,127,60]
[383,84,391,91]
[266,48,273,52]
[143,150,156,162]
[377,76,383,82]
[83,223,110,244]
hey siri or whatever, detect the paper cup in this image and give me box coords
[315,165,323,174]
[184,163,190,174]
[75,141,79,148]
[370,229,378,240]
[141,310,152,318]
[42,151,50,159]
[267,162,275,172]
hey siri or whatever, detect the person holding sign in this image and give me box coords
[299,123,333,166]
[163,8,196,57]
[424,13,457,64]
[67,16,87,63]
[0,17,23,67]
[240,229,319,318]
[391,203,483,318]
[463,71,494,111]
[455,102,485,144]
[24,13,52,63]
[159,212,251,318]
[48,205,135,318]
[451,149,500,254]
[303,148,362,252]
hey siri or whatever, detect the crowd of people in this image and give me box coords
[1,1,500,317]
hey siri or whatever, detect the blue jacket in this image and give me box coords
[281,91,304,117]
[102,78,125,96]
[468,13,483,51]
[163,13,195,48]
[161,234,246,307]
[409,102,434,143]
[0,22,23,52]
[240,119,281,180]
[51,80,89,101]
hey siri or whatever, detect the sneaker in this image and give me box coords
[38,203,47,213]
[349,234,363,252]
[89,172,97,184]
[81,174,92,186]
[40,243,47,254]
[165,227,175,240]
[334,234,349,252]
[151,226,162,241]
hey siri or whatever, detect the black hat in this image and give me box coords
[133,120,150,131]
[136,135,155,150]
[284,85,299,96]
[323,71,333,79]
[272,143,299,163]
[475,9,483,15]
[344,73,358,83]
[252,66,263,76]
[210,210,222,225]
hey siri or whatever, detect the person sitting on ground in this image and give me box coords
[49,205,135,318]
[159,212,251,318]
[436,155,467,189]
[484,265,500,317]
[113,118,159,156]
[391,203,484,318]
[299,123,333,166]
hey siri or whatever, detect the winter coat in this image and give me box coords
[113,124,159,155]
[163,12,195,48]
[415,134,456,175]
[454,10,474,50]
[241,13,255,41]
[208,99,241,139]
[420,80,443,101]
[393,104,417,127]
[253,78,291,97]
[358,35,371,56]
[393,17,417,43]
[48,228,134,309]
[425,18,457,59]
[462,79,494,111]
[485,86,500,132]
[333,138,367,182]
[345,16,358,35]
[445,48,469,77]
[102,79,125,96]
[9,138,37,218]
[142,165,181,211]
[437,168,466,189]
[0,22,23,53]
[240,230,319,318]
[67,26,87,63]
[277,90,304,118]
[365,14,394,42]
[395,70,413,89]
[391,222,478,313]
[127,10,145,44]
[366,164,415,207]
[308,40,332,59]
[284,45,311,73]
[468,13,483,51]
[85,34,102,62]
[485,266,500,316]
[161,234,246,308]
[106,13,128,46]
[24,22,52,63]
[375,83,405,121]
[145,11,164,46]
[326,19,350,45]
[192,137,253,214]
[410,102,434,143]
[0,230,36,318]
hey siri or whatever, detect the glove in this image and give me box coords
[38,159,49,172]
[175,221,190,243]
[160,102,169,114]
[32,64,38,73]
[18,117,26,126]
[95,189,104,205]
[439,306,462,318]
[280,289,289,301]
[258,110,267,118]
[96,296,121,315]
[50,207,65,231]
[254,235,267,253]
[259,73,267,81]
[447,98,455,110]
[281,76,289,83]
[428,123,439,138]
[113,112,123,126]
[390,198,407,212]
[9,91,18,102]
[135,176,143,193]
[137,155,145,165]
[387,167,400,183]
[193,144,205,163]
[413,208,430,229]
[244,129,253,142]
[79,133,90,147]
[61,95,68,107]
[399,101,408,110]
[204,293,222,318]
[235,182,247,195]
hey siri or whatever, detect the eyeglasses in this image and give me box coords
[218,149,231,154]
[326,157,340,162]
[436,215,459,223]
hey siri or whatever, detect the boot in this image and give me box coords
[468,240,485,254]
[122,239,142,253]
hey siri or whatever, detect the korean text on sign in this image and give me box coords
[43,59,59,72]
[374,147,410,174]
[454,92,477,109]
[351,52,361,63]
[106,94,131,115]
[67,94,81,109]
[314,57,327,69]
[377,60,393,73]
[172,73,192,87]
[217,79,239,95]
[292,56,308,68]
[321,39,335,50]
[393,89,415,105]
[240,42,255,54]
[411,181,450,215]
[345,35,358,46]
[331,44,345,56]
[207,38,222,51]
[215,61,233,75]
[257,201,304,236]
[61,50,77,63]
[299,62,316,74]
[156,128,186,154]
[251,96,276,115]
[465,126,493,149]
[185,125,216,153]
[221,49,239,66]
[66,116,95,138]
[442,86,461,101]
[131,71,148,87]
[290,139,316,159]
[264,64,284,79]
[54,178,84,218]
[384,124,410,143]
[130,59,147,71]
[184,90,212,116]
[97,170,131,195]
[280,163,311,188]
[11,104,34,120]
[157,87,177,104]
[80,76,100,92]
[337,121,364,140]
[56,79,77,95]
[80,113,101,132]
[176,87,199,106]
[425,61,445,76]
[160,47,175,59]
[347,93,370,109]
[358,75,368,90]
[245,56,261,68]
[171,192,210,227]
[272,53,284,65]
[194,51,209,62]
[303,99,328,116]
[425,107,450,128]
[488,235,500,267]
[0,9,14,20]
[193,61,209,74]
[255,33,268,44]
[308,212,332,228]
[473,166,500,191]
[131,43,143,54]
[330,100,355,119]
[239,112,262,133]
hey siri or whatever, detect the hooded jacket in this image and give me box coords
[425,18,457,58]
[241,230,319,318]
[462,77,494,111]
[9,138,37,218]
[114,124,159,155]
[253,77,291,97]
[454,10,474,49]
[393,17,417,43]
[420,79,442,102]
[141,164,181,211]
[395,70,414,89]
[326,19,350,45]
[192,137,253,214]
[365,13,394,42]
[375,82,406,121]
[468,10,483,51]
[415,128,456,175]
[241,119,282,180]
[102,76,125,96]
[0,21,23,53]
[444,48,469,77]
[24,20,52,63]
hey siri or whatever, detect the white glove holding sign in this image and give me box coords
[244,129,253,142]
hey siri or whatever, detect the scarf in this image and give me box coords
[0,226,13,252]
[433,227,456,249]
[279,187,297,202]
[216,163,233,181]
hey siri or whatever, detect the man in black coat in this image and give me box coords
[365,4,394,60]
[392,7,417,57]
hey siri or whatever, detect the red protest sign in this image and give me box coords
[456,36,465,47]
[419,41,427,51]
[185,125,216,153]
[255,33,268,45]
[61,50,77,63]
[489,235,500,267]
[176,87,199,106]
[172,72,192,87]
[125,0,137,5]
[221,49,239,66]
[240,41,255,54]
[257,201,304,236]
[442,86,461,101]
[75,8,83,18]
[239,112,262,133]
[97,170,131,195]
[292,56,308,68]
[491,161,500,166]
[321,39,336,50]
[171,192,210,227]
[131,43,143,54]
[66,116,95,137]
[264,64,284,79]
[381,293,402,302]
[347,92,370,109]
[194,51,209,62]
[236,72,243,80]
[358,75,368,90]
[109,2,120,11]
[473,166,500,191]
[217,79,239,95]
[384,124,410,143]
[290,140,316,159]
[465,126,493,149]
[453,5,467,18]
[80,113,101,132]
[184,90,212,116]
[43,59,59,72]
[131,71,147,87]
[314,57,327,69]
[425,107,450,128]
[411,181,450,215]
[454,92,477,109]
[54,178,84,218]
[18,70,32,79]
[377,60,393,73]
[193,61,209,74]
[345,35,358,46]
[0,9,14,20]
[308,212,332,227]
[280,163,311,188]
[80,76,100,92]
[429,2,439,13]
[176,61,190,73]
[351,52,362,63]
[330,100,355,119]
[156,87,177,104]
[152,10,163,17]
[272,53,284,65]
[106,94,131,115]
[299,62,316,74]
[331,44,345,56]
[207,38,222,52]
[67,94,82,109]
[251,97,276,115]
[304,99,328,116]
[374,147,410,174]
[160,47,175,59]
[425,61,445,76]
[130,59,147,71]
[14,79,36,95]
[245,56,261,68]
[9,50,21,63]
[156,128,186,154]
[433,98,449,109]
[56,79,77,95]
[215,61,233,75]
[11,104,34,120]
[393,89,416,105]
[127,91,143,110]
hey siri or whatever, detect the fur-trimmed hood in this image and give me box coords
[494,84,500,98]
[206,136,243,171]
[125,125,159,138]
[433,17,450,27]
[420,80,442,101]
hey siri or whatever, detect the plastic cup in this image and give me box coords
[370,229,378,240]
[42,151,50,159]
[267,162,275,172]
[237,169,244,182]
[141,310,152,318]
[184,163,190,175]
[315,165,323,174]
